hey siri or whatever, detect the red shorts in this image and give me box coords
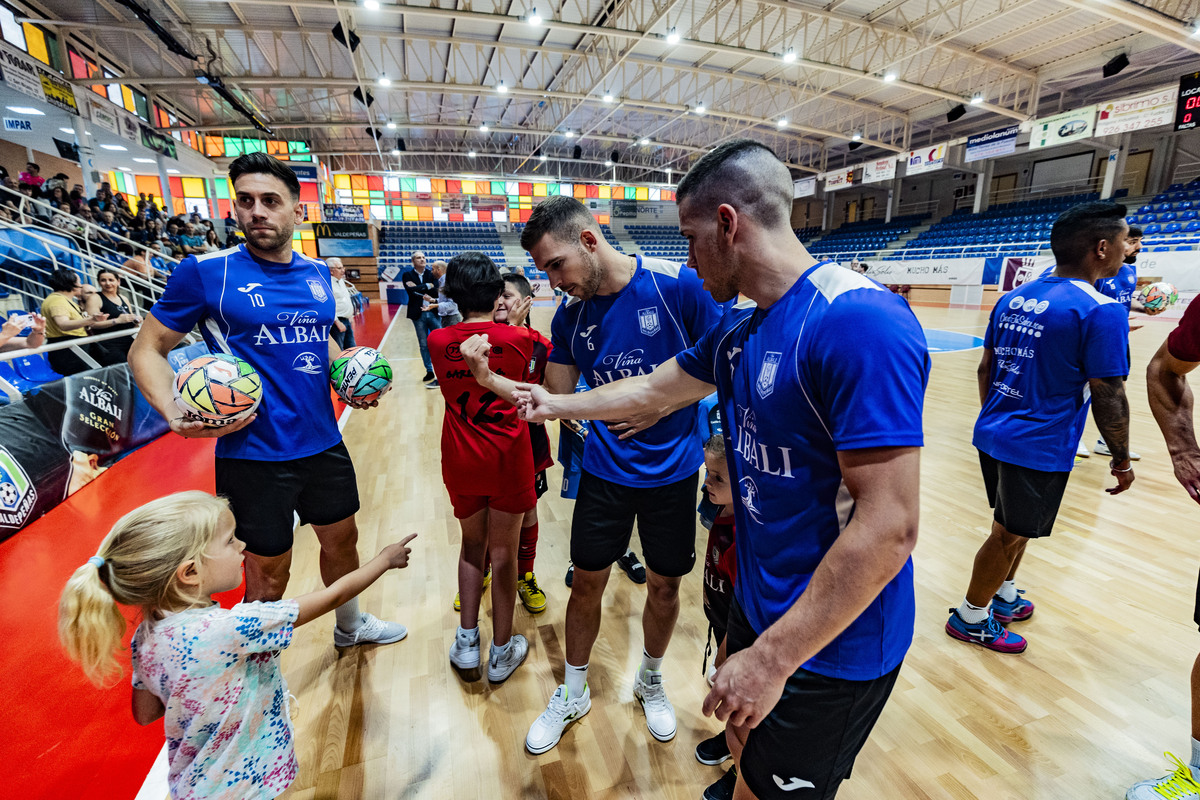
[446,487,537,519]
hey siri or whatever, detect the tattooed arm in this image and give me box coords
[1089,375,1134,494]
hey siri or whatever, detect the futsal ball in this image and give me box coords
[330,347,393,404]
[1141,282,1176,312]
[173,353,263,427]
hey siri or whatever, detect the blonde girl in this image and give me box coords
[58,492,415,800]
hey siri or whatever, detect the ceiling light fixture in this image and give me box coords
[603,90,614,103]
[59,127,74,134]
[100,144,128,151]
[782,48,797,63]
[564,129,574,138]
[167,168,180,174]
[497,80,508,93]
[605,159,613,167]
[468,150,477,158]
[883,71,898,82]
[851,132,862,141]
[377,75,391,87]
[694,104,706,115]
[6,106,43,115]
[640,137,650,145]
[777,118,788,128]
[528,8,542,26]
[132,157,157,163]
[386,121,396,129]
[970,94,984,105]
[363,0,380,9]
[666,27,680,45]
[480,123,489,132]
[539,153,547,161]
[391,148,400,156]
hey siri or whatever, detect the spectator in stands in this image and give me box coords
[223,210,238,243]
[15,183,49,224]
[179,223,206,256]
[40,267,134,375]
[69,185,86,213]
[0,312,45,352]
[88,187,111,214]
[203,228,221,253]
[44,173,69,195]
[19,162,44,190]
[112,193,134,225]
[328,257,357,350]
[45,186,68,208]
[85,268,141,362]
[148,241,169,276]
[403,250,440,385]
[52,203,85,239]
[100,210,128,241]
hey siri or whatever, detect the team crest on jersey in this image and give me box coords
[756,352,783,399]
[739,476,762,524]
[638,307,661,337]
[292,351,323,374]
[306,279,328,303]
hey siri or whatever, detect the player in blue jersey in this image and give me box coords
[947,202,1135,655]
[129,153,408,649]
[469,194,727,755]
[498,141,928,800]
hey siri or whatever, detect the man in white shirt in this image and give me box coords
[328,257,357,350]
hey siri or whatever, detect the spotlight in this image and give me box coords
[363,0,380,9]
[480,123,489,132]
[851,132,862,141]
[946,103,967,122]
[605,159,613,167]
[777,118,788,128]
[563,129,574,138]
[603,90,614,103]
[883,71,898,82]
[353,87,375,107]
[639,137,650,146]
[497,80,508,93]
[391,148,400,156]
[386,121,396,130]
[528,8,542,26]
[782,48,797,63]
[377,75,391,87]
[1102,52,1130,78]
[970,94,984,105]
[332,22,360,52]
[468,150,477,158]
[666,27,680,45]
[693,104,706,115]
[539,153,547,161]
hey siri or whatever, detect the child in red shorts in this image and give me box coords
[428,253,551,684]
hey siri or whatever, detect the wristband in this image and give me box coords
[1109,460,1132,473]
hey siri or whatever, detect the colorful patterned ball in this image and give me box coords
[331,346,393,404]
[173,353,263,426]
[1141,282,1176,312]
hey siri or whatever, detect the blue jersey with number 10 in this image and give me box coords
[150,244,341,461]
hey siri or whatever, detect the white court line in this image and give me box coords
[136,311,405,798]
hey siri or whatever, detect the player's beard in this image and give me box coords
[577,248,605,300]
[247,224,292,255]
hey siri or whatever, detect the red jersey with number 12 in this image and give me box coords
[429,321,552,496]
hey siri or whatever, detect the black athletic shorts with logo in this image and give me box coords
[570,469,698,577]
[215,441,360,557]
[725,599,901,800]
[978,450,1070,539]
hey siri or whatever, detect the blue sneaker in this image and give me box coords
[991,590,1034,623]
[945,608,1027,653]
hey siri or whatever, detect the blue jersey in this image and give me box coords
[676,262,929,681]
[549,256,728,487]
[974,278,1129,472]
[1096,263,1137,312]
[151,244,341,461]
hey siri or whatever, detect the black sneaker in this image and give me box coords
[565,562,574,587]
[702,767,737,800]
[616,550,647,584]
[422,370,435,382]
[695,731,730,766]
[425,379,439,389]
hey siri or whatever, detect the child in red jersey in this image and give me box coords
[429,253,551,684]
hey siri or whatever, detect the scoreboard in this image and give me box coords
[1176,72,1200,132]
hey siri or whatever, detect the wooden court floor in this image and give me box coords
[274,303,1198,800]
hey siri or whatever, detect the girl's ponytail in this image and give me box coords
[58,557,126,686]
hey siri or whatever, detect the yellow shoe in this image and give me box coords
[518,571,548,614]
[454,568,492,612]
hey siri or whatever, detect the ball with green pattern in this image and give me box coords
[331,346,393,404]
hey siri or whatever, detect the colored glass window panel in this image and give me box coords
[415,178,430,192]
[351,175,367,191]
[459,181,474,194]
[491,181,505,195]
[636,187,649,201]
[203,136,224,157]
[509,209,521,222]
[169,177,184,197]
[246,139,266,154]
[367,175,384,191]
[217,199,230,217]
[416,206,432,221]
[475,210,490,222]
[598,214,610,224]
[520,208,533,222]
[22,24,47,64]
[0,8,25,50]
[586,185,599,199]
[431,179,444,193]
[385,177,400,192]
[334,174,351,189]
[402,205,419,221]
[533,183,547,197]
[135,175,161,197]
[447,180,460,193]
[518,183,532,196]
[397,178,413,192]
[599,186,611,199]
[266,140,286,154]
[181,178,205,197]
[299,182,318,203]
[214,179,230,199]
[649,188,661,201]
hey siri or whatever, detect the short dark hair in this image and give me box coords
[445,251,504,313]
[503,272,532,298]
[676,139,793,229]
[520,195,598,251]
[1127,225,1143,239]
[1049,202,1128,266]
[48,267,80,292]
[228,152,300,201]
[25,162,38,172]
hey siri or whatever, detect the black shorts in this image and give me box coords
[978,450,1070,539]
[570,469,698,577]
[1193,567,1200,631]
[215,442,360,557]
[725,600,900,800]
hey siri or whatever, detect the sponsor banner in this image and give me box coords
[1176,72,1200,132]
[87,98,119,134]
[0,364,169,541]
[860,257,987,285]
[966,125,1019,162]
[1136,250,1200,292]
[1095,86,1178,136]
[793,177,816,198]
[862,158,896,183]
[612,199,638,218]
[118,112,139,142]
[1002,256,1055,291]
[0,40,44,101]
[1030,106,1096,149]
[906,143,947,175]
[321,203,366,222]
[38,67,78,115]
[2,118,31,132]
[286,163,319,182]
[315,222,373,258]
[823,169,854,191]
[139,124,178,159]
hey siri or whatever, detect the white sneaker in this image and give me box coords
[1127,753,1200,799]
[333,612,407,647]
[633,670,676,742]
[449,626,481,670]
[526,684,591,754]
[487,634,528,683]
[1076,442,1090,457]
[1095,439,1141,460]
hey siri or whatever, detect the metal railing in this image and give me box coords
[987,176,1104,207]
[0,327,140,403]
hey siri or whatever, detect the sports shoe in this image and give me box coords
[991,590,1034,623]
[633,670,676,741]
[487,634,529,683]
[617,550,647,584]
[422,370,435,382]
[333,612,407,647]
[702,767,738,800]
[1127,752,1200,799]
[526,684,591,754]
[449,626,481,678]
[565,562,574,587]
[425,379,439,389]
[518,572,547,613]
[1076,442,1090,458]
[1095,439,1141,460]
[945,608,1026,653]
[695,731,731,766]
[453,567,491,612]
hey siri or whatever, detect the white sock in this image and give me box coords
[997,580,1018,603]
[565,661,588,697]
[459,625,479,642]
[334,597,362,632]
[1189,736,1200,774]
[956,599,990,624]
[491,638,510,655]
[640,649,664,677]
